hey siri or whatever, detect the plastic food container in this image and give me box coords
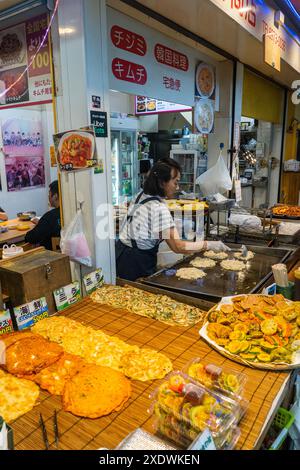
[183,358,247,399]
[2,244,24,259]
[149,372,246,449]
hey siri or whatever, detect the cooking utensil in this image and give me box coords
[39,413,49,450]
[272,263,289,288]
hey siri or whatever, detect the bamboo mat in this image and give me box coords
[11,298,290,451]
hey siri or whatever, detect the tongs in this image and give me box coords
[39,410,59,450]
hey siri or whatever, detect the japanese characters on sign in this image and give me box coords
[13,297,49,330]
[0,310,13,336]
[108,7,198,106]
[83,269,104,295]
[0,13,52,108]
[154,44,189,72]
[111,25,147,56]
[135,95,192,115]
[112,58,147,85]
[53,282,81,312]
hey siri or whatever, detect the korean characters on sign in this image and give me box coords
[108,8,193,106]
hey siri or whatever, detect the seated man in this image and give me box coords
[0,207,8,222]
[25,180,61,250]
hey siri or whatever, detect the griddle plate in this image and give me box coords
[142,245,293,301]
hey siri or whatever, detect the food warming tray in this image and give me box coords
[140,244,293,302]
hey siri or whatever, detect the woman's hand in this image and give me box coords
[206,241,231,252]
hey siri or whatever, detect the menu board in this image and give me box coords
[13,297,49,330]
[135,96,191,115]
[0,13,52,108]
[53,126,98,171]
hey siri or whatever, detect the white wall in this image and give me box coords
[0,104,55,218]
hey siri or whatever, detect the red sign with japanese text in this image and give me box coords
[112,58,147,85]
[154,44,189,72]
[111,25,147,56]
[0,13,52,108]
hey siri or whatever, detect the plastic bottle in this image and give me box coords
[294,268,300,301]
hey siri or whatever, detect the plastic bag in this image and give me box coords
[196,152,232,197]
[60,210,92,267]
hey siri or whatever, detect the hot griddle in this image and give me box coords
[141,244,293,302]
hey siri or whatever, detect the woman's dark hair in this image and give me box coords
[143,158,181,197]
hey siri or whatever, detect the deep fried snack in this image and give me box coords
[0,331,38,349]
[34,353,86,395]
[62,364,131,418]
[0,371,39,423]
[120,348,173,381]
[5,336,63,376]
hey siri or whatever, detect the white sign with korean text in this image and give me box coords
[107,7,217,107]
[210,0,300,73]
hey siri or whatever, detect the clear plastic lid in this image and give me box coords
[182,358,247,399]
[149,372,246,439]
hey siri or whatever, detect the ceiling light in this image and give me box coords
[59,27,76,35]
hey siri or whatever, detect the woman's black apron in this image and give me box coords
[116,192,161,281]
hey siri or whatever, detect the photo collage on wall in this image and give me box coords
[194,62,216,135]
[2,118,45,192]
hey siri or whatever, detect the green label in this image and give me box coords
[53,282,81,311]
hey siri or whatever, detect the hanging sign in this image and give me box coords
[135,96,191,115]
[194,63,216,134]
[264,33,281,71]
[83,269,104,295]
[53,126,98,171]
[0,13,52,108]
[53,281,81,312]
[210,0,299,73]
[13,297,49,330]
[108,7,216,107]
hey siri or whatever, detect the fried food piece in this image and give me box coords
[5,336,63,376]
[34,353,86,395]
[0,371,39,423]
[62,364,131,418]
[260,319,278,336]
[0,331,38,349]
[32,316,86,343]
[120,348,173,381]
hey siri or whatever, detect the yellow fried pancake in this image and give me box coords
[34,353,86,395]
[32,316,86,343]
[120,348,173,381]
[0,371,39,423]
[5,336,63,376]
[62,364,131,418]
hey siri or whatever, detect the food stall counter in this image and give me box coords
[9,296,292,451]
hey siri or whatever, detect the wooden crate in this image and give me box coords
[0,247,71,315]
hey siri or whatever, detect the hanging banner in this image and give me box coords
[135,96,192,115]
[209,0,300,73]
[0,13,52,108]
[107,7,218,107]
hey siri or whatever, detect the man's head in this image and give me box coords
[49,180,59,208]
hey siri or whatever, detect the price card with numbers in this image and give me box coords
[53,281,81,312]
[0,310,13,336]
[83,269,104,295]
[13,297,49,331]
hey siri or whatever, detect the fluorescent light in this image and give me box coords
[59,27,76,35]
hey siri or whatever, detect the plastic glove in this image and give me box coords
[206,241,231,252]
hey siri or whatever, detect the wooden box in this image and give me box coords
[0,247,72,314]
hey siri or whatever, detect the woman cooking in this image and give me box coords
[116,158,230,281]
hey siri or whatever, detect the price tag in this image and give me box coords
[0,310,13,336]
[83,269,104,295]
[13,297,49,330]
[53,282,81,312]
[188,428,216,450]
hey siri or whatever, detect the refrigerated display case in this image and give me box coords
[170,150,207,195]
[111,130,138,205]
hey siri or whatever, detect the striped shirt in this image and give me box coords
[119,192,175,250]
